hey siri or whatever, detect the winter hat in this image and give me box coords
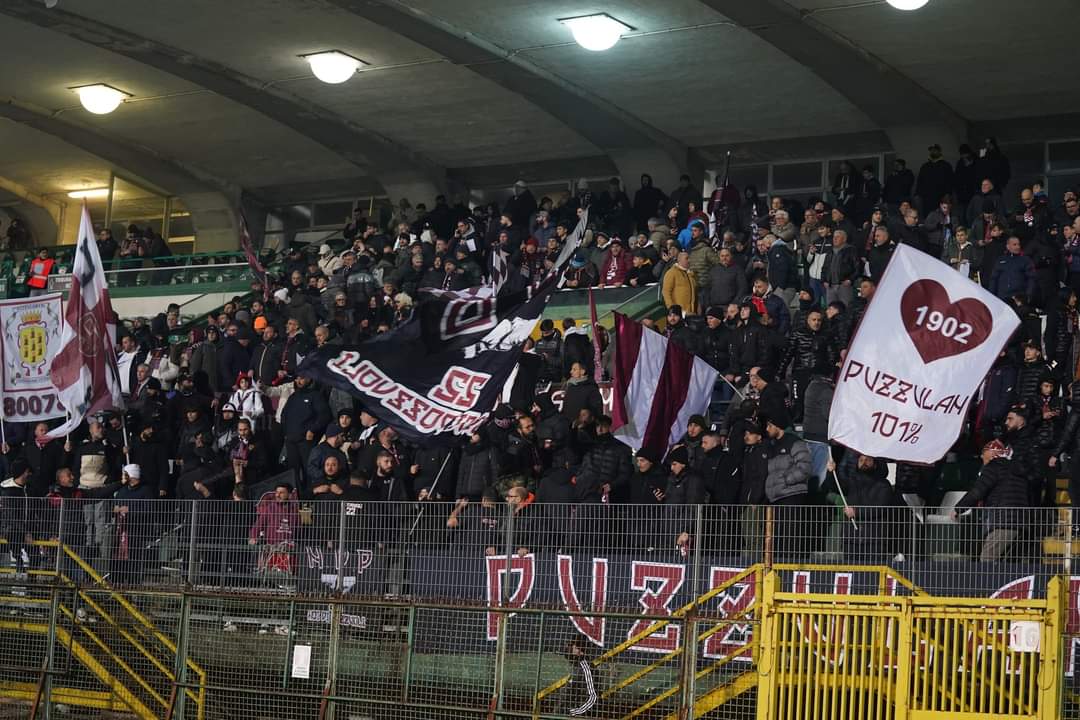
[325,423,343,438]
[525,237,539,249]
[762,408,791,431]
[234,309,251,325]
[514,179,528,189]
[982,439,1013,460]
[319,244,333,256]
[743,421,763,436]
[705,306,724,320]
[145,377,162,391]
[688,414,708,430]
[273,288,289,302]
[253,316,268,331]
[635,447,658,464]
[667,446,690,466]
[668,305,684,317]
[570,252,588,269]
[222,402,237,413]
[123,464,141,480]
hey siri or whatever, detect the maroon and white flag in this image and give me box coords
[46,204,124,438]
[828,244,1019,463]
[610,313,717,458]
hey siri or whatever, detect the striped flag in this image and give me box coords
[489,247,509,292]
[610,312,718,458]
[45,204,125,438]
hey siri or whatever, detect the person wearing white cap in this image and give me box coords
[114,463,154,585]
[272,287,289,304]
[317,244,342,275]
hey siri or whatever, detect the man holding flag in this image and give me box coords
[46,204,125,439]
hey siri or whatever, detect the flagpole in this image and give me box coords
[828,448,859,531]
[121,414,131,464]
[408,450,455,538]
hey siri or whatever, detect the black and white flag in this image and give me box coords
[299,277,555,444]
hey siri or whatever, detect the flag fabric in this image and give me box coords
[588,287,603,381]
[552,207,589,271]
[299,209,590,444]
[827,244,1020,463]
[239,213,269,302]
[300,276,557,444]
[610,313,718,459]
[489,247,509,292]
[46,204,124,439]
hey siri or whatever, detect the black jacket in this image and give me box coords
[281,385,331,442]
[779,326,837,378]
[957,458,1028,528]
[560,378,604,423]
[576,434,632,502]
[456,441,498,499]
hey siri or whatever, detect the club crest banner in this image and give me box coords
[0,293,66,422]
[828,244,1020,463]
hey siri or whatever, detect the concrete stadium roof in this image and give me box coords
[1,0,1078,214]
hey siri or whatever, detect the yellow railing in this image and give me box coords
[0,538,206,719]
[756,572,1065,720]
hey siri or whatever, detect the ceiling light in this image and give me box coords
[71,84,131,114]
[67,188,109,199]
[301,51,364,84]
[886,0,930,10]
[560,14,633,52]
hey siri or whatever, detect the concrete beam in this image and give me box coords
[327,0,698,181]
[0,98,238,250]
[0,0,447,194]
[697,0,968,140]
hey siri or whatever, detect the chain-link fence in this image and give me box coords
[0,497,1076,718]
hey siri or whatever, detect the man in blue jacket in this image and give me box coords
[989,235,1035,301]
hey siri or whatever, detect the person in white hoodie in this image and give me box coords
[228,373,266,426]
[317,244,342,276]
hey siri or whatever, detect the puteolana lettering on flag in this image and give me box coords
[828,244,1019,464]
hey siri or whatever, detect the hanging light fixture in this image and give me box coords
[886,0,930,10]
[559,14,633,52]
[301,51,364,84]
[67,188,110,199]
[71,84,130,115]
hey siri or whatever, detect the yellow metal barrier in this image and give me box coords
[0,539,207,719]
[756,571,1065,720]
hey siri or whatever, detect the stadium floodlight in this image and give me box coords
[301,51,364,84]
[886,0,930,10]
[71,84,130,115]
[559,14,633,52]
[67,188,109,199]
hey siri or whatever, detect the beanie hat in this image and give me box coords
[688,414,707,430]
[705,306,724,320]
[123,464,141,480]
[667,446,690,466]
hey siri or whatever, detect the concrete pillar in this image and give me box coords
[609,147,690,200]
[181,190,240,253]
[885,122,967,183]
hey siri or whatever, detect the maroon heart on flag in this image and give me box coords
[899,279,993,364]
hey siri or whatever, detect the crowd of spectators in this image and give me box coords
[2,137,1079,593]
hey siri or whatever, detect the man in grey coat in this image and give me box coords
[707,247,749,308]
[763,409,812,560]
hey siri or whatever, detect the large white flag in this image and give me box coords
[828,244,1019,463]
[0,294,65,423]
[45,204,124,438]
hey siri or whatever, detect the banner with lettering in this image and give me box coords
[828,244,1019,463]
[0,293,66,422]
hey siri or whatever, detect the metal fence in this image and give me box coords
[0,497,1077,718]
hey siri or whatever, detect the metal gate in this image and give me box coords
[755,572,1065,720]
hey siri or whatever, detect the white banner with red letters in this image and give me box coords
[0,293,66,422]
[828,244,1019,463]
